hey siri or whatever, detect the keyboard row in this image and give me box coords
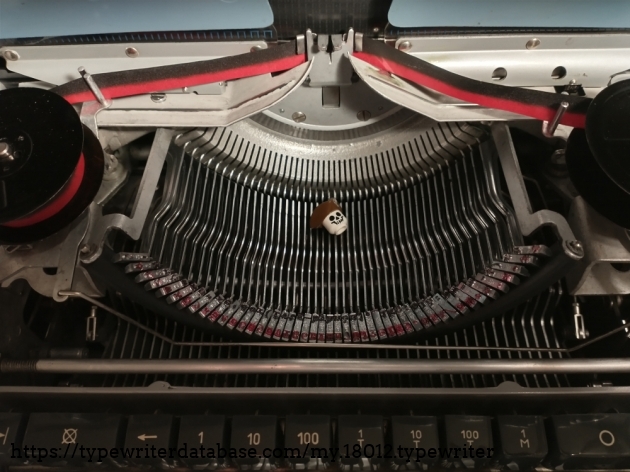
[0,413,629,469]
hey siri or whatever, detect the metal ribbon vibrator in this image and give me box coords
[2,1,630,470]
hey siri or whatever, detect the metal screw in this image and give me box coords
[398,41,412,51]
[125,47,139,58]
[357,110,371,121]
[551,149,567,165]
[250,45,264,53]
[3,50,19,61]
[547,149,568,177]
[551,149,566,166]
[0,142,13,162]
[566,240,584,258]
[103,153,119,174]
[292,112,306,123]
[151,93,167,103]
[372,27,380,33]
[526,38,541,50]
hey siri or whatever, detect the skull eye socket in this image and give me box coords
[335,212,341,217]
[329,215,335,221]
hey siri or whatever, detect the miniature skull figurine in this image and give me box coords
[323,210,347,235]
[310,199,348,236]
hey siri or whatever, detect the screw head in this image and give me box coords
[0,144,13,164]
[547,149,568,177]
[357,110,371,121]
[292,111,306,123]
[150,93,167,103]
[526,38,541,50]
[0,142,11,158]
[2,50,19,61]
[550,149,567,168]
[566,240,584,259]
[125,47,139,58]
[398,41,412,51]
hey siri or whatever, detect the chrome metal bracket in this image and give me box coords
[91,61,313,128]
[0,210,93,302]
[79,128,175,264]
[307,28,355,87]
[492,124,582,260]
[566,196,630,295]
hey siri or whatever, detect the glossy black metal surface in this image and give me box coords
[0,88,82,224]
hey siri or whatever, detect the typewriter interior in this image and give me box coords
[1,0,630,470]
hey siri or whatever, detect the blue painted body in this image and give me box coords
[0,0,273,39]
[389,0,630,29]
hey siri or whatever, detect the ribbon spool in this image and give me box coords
[0,88,104,243]
[566,79,630,229]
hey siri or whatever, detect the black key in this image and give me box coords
[444,416,494,468]
[547,414,630,469]
[337,415,384,465]
[125,414,173,466]
[285,415,331,464]
[231,415,276,465]
[0,413,24,465]
[391,416,440,464]
[22,413,121,465]
[177,415,225,467]
[497,416,547,469]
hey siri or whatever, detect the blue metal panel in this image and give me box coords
[0,0,274,39]
[389,0,630,29]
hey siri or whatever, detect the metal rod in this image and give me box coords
[78,66,111,108]
[542,101,569,138]
[4,358,630,375]
[57,291,630,354]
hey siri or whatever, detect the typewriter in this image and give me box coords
[1,0,630,470]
